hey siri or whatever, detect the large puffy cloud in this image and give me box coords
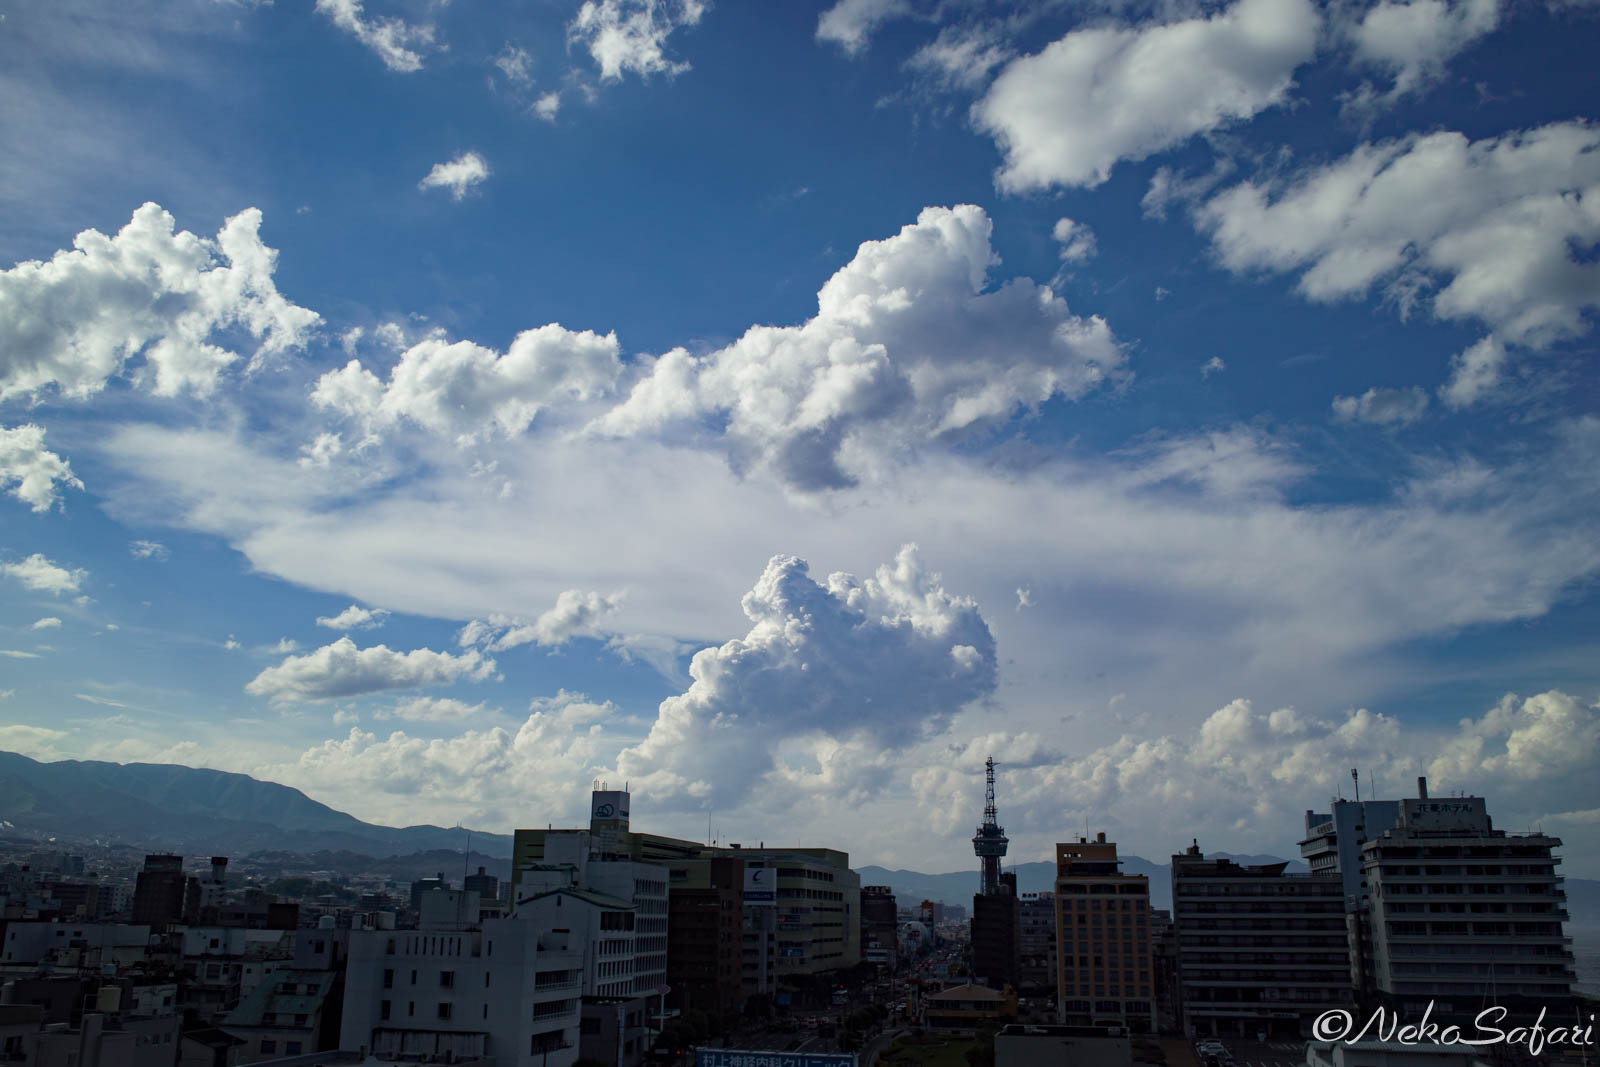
[0,203,320,401]
[0,424,83,511]
[1348,0,1499,106]
[314,0,437,73]
[312,324,622,444]
[974,0,1320,192]
[1196,122,1600,405]
[1,553,87,595]
[593,205,1124,489]
[1430,690,1600,782]
[244,637,497,702]
[615,544,997,808]
[569,0,706,81]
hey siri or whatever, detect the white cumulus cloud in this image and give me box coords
[244,637,497,702]
[313,324,622,444]
[975,0,1320,192]
[0,424,83,512]
[1196,121,1600,404]
[1332,386,1430,426]
[461,589,625,652]
[418,151,490,201]
[615,544,997,808]
[316,604,391,631]
[592,204,1124,490]
[269,691,615,826]
[569,0,707,81]
[2,553,86,595]
[904,24,1013,91]
[816,0,909,56]
[0,203,320,401]
[129,539,169,560]
[1052,218,1097,263]
[1348,0,1499,107]
[314,0,437,73]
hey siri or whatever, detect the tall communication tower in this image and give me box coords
[972,755,1009,896]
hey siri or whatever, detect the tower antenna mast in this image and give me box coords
[972,756,1009,896]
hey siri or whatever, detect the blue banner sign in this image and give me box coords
[696,1051,857,1067]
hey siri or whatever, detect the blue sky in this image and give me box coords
[2,0,1598,876]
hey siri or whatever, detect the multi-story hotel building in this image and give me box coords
[1358,779,1575,1018]
[1053,834,1155,1032]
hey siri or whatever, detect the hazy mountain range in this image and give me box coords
[2,751,1593,925]
[0,750,511,858]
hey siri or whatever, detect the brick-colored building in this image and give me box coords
[1054,834,1155,1032]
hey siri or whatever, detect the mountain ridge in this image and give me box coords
[0,750,513,857]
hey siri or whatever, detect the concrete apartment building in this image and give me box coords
[861,886,898,972]
[1053,834,1155,1032]
[1017,892,1057,997]
[1170,842,1351,1038]
[1356,779,1575,1018]
[664,855,744,1017]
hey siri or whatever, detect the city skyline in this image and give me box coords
[2,0,1598,880]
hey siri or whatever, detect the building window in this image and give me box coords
[380,1000,391,1020]
[260,1040,276,1055]
[285,1042,302,1055]
[440,970,455,988]
[438,1002,453,1020]
[383,968,394,989]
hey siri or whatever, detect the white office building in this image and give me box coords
[340,906,586,1065]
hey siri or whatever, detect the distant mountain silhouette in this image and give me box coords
[0,750,512,858]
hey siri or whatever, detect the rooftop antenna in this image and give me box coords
[1352,767,1360,803]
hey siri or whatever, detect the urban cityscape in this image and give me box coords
[0,760,1593,1066]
